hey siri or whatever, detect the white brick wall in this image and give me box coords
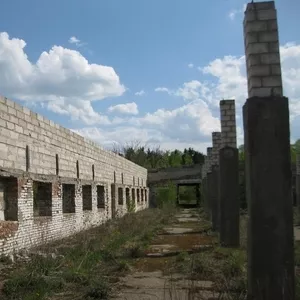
[206,147,213,173]
[211,132,221,166]
[0,96,149,255]
[0,96,147,184]
[244,1,283,98]
[220,100,237,149]
[201,156,207,179]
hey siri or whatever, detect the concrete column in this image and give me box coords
[219,147,239,246]
[196,183,201,206]
[297,154,300,219]
[149,186,156,208]
[201,156,208,213]
[211,132,221,231]
[176,184,179,206]
[243,2,294,299]
[206,147,213,220]
[202,177,207,214]
[219,99,239,247]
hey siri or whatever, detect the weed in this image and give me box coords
[1,207,175,299]
[126,198,136,213]
[0,255,12,264]
[117,259,131,272]
[85,279,111,300]
[220,250,246,277]
[176,251,189,263]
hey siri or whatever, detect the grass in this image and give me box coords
[165,213,300,300]
[1,207,176,300]
[2,208,300,300]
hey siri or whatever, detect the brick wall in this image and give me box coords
[206,147,213,173]
[243,1,282,98]
[220,100,237,149]
[211,132,222,166]
[0,96,149,255]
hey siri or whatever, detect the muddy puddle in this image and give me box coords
[114,209,218,300]
[134,256,176,273]
[148,234,213,252]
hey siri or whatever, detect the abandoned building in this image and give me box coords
[0,96,149,255]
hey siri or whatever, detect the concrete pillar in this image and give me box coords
[219,99,239,247]
[202,177,207,213]
[206,147,213,220]
[297,154,300,219]
[201,156,208,213]
[196,183,201,206]
[211,132,221,231]
[176,184,179,206]
[243,2,295,299]
[149,186,156,208]
[219,147,239,246]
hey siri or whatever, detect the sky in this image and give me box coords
[0,0,299,153]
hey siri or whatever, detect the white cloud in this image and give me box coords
[68,36,88,48]
[188,63,194,68]
[154,87,172,94]
[228,4,247,20]
[47,99,110,125]
[228,10,239,20]
[108,102,139,115]
[1,30,300,151]
[69,36,81,45]
[175,80,203,101]
[0,31,126,124]
[76,42,300,150]
[135,90,145,96]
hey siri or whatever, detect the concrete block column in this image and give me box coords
[243,2,294,299]
[244,1,283,98]
[297,154,300,219]
[149,186,156,208]
[211,132,221,231]
[219,99,239,247]
[206,147,213,220]
[201,156,208,214]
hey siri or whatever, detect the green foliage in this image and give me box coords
[112,142,204,169]
[126,198,136,213]
[176,251,190,263]
[178,185,199,204]
[156,182,177,208]
[2,208,175,300]
[291,139,300,164]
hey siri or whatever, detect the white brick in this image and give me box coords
[249,65,270,77]
[258,31,278,43]
[244,21,268,33]
[0,97,149,256]
[247,42,269,54]
[249,87,272,97]
[262,76,282,87]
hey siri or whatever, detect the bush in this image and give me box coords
[156,182,177,208]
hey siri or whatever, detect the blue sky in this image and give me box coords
[0,0,300,152]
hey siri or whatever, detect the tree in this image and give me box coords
[109,140,205,169]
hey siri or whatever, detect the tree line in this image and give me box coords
[112,141,205,169]
[113,139,300,170]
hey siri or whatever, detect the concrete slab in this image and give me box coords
[114,208,218,300]
[176,217,199,223]
[162,227,195,235]
[294,226,300,241]
[113,271,218,300]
